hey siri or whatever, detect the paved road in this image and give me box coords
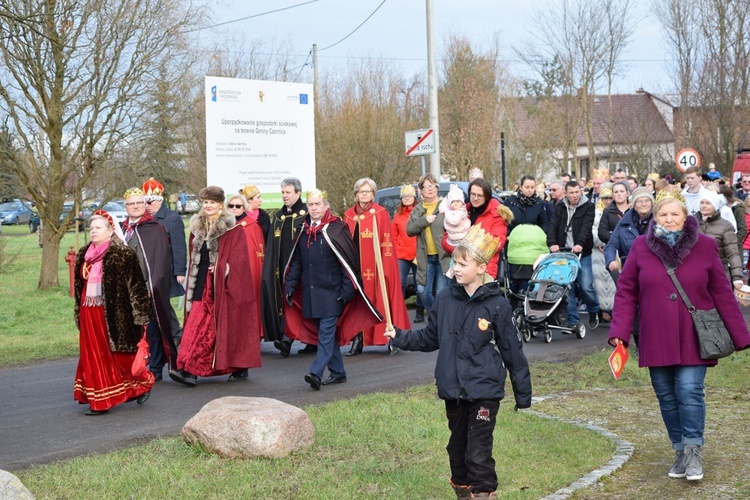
[0,315,608,472]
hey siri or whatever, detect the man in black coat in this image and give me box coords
[122,187,177,381]
[260,177,317,356]
[144,178,187,350]
[284,190,370,389]
[547,181,601,330]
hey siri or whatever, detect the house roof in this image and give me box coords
[510,91,674,146]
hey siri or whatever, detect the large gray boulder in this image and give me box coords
[182,397,315,459]
[0,469,34,499]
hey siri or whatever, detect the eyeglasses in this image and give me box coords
[635,199,652,205]
[421,184,437,189]
[357,190,373,194]
[145,200,154,205]
[227,204,244,209]
[124,201,145,207]
[470,193,485,199]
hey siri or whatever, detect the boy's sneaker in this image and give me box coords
[588,312,600,330]
[684,445,703,480]
[668,449,686,478]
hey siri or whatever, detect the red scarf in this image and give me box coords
[121,210,155,233]
[304,210,339,248]
[355,202,373,215]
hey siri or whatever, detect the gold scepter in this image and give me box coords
[371,215,392,329]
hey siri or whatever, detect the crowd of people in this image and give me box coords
[70,167,750,495]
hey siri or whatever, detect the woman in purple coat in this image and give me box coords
[609,194,750,482]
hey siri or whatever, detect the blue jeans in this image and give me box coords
[310,316,345,380]
[418,254,449,312]
[649,365,707,450]
[398,259,424,310]
[566,254,600,325]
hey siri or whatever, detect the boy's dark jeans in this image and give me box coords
[445,398,500,493]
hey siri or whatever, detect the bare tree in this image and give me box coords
[658,0,750,172]
[518,0,635,178]
[315,58,427,214]
[0,0,200,288]
[438,35,503,182]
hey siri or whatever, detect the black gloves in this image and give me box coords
[285,293,294,306]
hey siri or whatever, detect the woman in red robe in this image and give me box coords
[169,186,261,385]
[226,193,265,340]
[73,211,154,415]
[344,178,411,355]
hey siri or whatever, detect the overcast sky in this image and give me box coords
[195,0,673,95]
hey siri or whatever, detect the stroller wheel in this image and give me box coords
[575,323,587,339]
[522,328,531,343]
[544,330,552,343]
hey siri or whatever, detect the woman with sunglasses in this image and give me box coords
[170,186,261,386]
[226,193,266,351]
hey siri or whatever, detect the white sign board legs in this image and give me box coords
[205,77,316,208]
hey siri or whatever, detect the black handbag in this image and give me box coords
[662,262,735,360]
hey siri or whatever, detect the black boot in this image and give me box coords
[346,333,363,356]
[414,308,425,323]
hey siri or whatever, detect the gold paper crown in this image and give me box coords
[599,185,614,198]
[655,189,686,205]
[123,187,145,199]
[458,223,501,264]
[306,188,327,200]
[400,184,416,197]
[240,184,259,199]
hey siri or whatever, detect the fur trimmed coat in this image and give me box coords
[185,211,261,370]
[609,217,750,367]
[74,237,152,352]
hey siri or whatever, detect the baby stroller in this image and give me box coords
[514,251,585,343]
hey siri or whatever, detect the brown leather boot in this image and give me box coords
[450,479,472,499]
[472,492,497,499]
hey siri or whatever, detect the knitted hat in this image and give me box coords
[142,177,164,201]
[446,184,464,204]
[199,185,225,203]
[400,184,416,197]
[630,187,654,205]
[700,189,721,212]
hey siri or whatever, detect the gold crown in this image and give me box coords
[458,224,501,264]
[240,184,259,199]
[123,187,145,199]
[599,185,614,198]
[655,189,686,205]
[306,188,327,200]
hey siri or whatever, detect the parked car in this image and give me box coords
[175,193,200,215]
[88,201,128,225]
[59,202,88,231]
[0,200,33,225]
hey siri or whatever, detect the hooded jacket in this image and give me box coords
[547,195,595,256]
[698,211,743,282]
[390,281,532,406]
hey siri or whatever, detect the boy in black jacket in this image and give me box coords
[385,225,532,499]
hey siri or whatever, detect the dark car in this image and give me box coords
[59,202,89,231]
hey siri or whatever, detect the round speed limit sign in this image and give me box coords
[675,148,701,172]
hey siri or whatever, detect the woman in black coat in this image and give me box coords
[598,182,631,244]
[504,175,549,233]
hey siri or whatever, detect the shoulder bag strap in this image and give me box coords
[661,261,696,312]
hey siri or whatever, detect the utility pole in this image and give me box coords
[312,44,318,105]
[425,0,440,178]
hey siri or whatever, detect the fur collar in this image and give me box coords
[646,215,699,268]
[186,211,236,308]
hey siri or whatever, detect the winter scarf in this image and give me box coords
[646,216,699,268]
[82,239,110,306]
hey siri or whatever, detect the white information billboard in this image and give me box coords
[205,76,315,208]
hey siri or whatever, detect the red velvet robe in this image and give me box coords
[344,203,411,345]
[237,215,265,338]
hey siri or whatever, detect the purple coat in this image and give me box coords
[609,216,750,367]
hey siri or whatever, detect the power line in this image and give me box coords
[318,0,387,52]
[183,0,319,34]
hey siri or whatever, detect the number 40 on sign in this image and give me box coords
[675,148,701,172]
